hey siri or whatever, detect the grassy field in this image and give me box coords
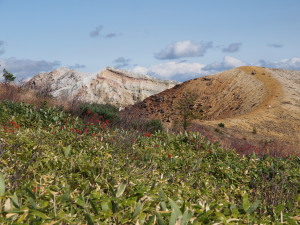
[0,100,299,224]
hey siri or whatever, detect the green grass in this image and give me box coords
[0,100,299,224]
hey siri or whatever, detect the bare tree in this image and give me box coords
[175,91,202,130]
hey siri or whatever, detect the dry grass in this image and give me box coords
[0,83,74,110]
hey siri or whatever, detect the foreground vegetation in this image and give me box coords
[0,100,299,224]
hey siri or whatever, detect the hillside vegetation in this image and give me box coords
[0,100,299,224]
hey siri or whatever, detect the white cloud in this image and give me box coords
[0,57,61,79]
[132,66,149,75]
[132,56,300,82]
[203,56,247,72]
[155,40,213,60]
[258,57,300,70]
[132,61,207,81]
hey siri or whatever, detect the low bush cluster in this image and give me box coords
[0,101,299,224]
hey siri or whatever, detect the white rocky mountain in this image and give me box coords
[27,67,179,107]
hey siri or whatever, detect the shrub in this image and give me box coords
[80,103,120,124]
[2,68,16,84]
[0,101,299,224]
[175,91,202,131]
[144,119,163,133]
[218,122,225,128]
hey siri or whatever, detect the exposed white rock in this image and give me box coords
[27,67,179,107]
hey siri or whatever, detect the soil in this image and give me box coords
[124,66,300,154]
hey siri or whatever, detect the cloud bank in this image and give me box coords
[155,40,213,60]
[0,58,61,79]
[0,41,5,55]
[133,61,207,81]
[132,56,246,81]
[90,25,103,38]
[258,57,300,70]
[113,57,131,68]
[268,43,283,48]
[90,25,121,38]
[203,56,247,72]
[222,43,242,53]
[68,63,86,69]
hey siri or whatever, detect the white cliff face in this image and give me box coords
[27,67,179,107]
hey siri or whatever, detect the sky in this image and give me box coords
[0,0,300,82]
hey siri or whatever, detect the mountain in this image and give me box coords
[27,67,179,107]
[124,66,300,150]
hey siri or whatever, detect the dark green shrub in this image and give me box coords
[80,103,120,124]
[144,119,163,133]
[218,122,225,128]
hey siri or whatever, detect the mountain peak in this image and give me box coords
[27,67,179,107]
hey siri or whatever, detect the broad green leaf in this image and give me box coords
[28,197,37,209]
[168,198,182,217]
[181,209,193,225]
[30,209,49,219]
[159,189,167,201]
[0,172,5,196]
[132,201,142,219]
[101,201,110,212]
[286,218,298,225]
[156,212,166,225]
[275,204,285,214]
[242,194,250,212]
[76,197,85,208]
[17,213,28,223]
[215,212,226,221]
[246,200,261,214]
[64,145,71,157]
[116,182,127,198]
[169,210,178,225]
[160,201,167,211]
[85,213,94,225]
[12,192,19,208]
[90,199,99,215]
[145,215,155,225]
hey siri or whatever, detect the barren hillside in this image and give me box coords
[125,66,300,151]
[27,67,178,108]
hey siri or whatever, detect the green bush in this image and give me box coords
[0,100,299,224]
[145,119,163,133]
[80,103,120,124]
[218,122,225,128]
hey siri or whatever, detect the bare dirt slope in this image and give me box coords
[125,66,300,152]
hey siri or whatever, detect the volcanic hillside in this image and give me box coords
[125,66,300,150]
[27,67,178,108]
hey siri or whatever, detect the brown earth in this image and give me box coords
[124,66,300,154]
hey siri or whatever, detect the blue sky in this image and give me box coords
[0,0,300,81]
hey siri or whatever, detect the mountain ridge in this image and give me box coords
[27,67,179,108]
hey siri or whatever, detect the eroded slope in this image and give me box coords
[125,66,300,151]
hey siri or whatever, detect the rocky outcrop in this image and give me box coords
[27,67,179,107]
